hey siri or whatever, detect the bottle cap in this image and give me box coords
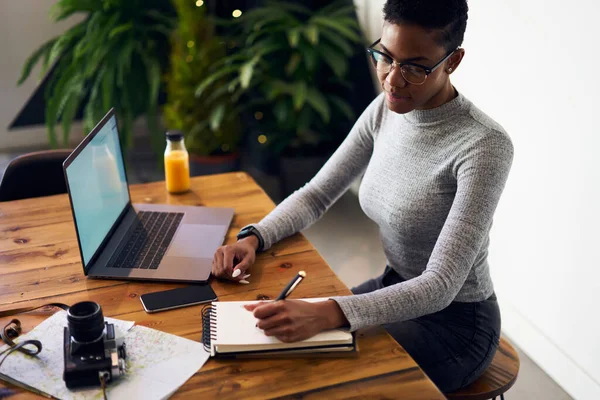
[165,130,184,141]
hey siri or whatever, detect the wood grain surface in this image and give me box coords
[0,172,444,399]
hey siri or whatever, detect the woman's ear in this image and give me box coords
[447,48,465,74]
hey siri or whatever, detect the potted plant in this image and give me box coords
[196,0,364,194]
[162,0,242,176]
[17,0,176,152]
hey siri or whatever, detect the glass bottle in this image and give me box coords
[164,130,191,194]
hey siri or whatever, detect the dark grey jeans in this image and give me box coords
[351,266,501,393]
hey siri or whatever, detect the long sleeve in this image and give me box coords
[332,126,514,331]
[251,94,386,250]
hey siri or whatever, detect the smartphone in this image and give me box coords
[140,285,217,313]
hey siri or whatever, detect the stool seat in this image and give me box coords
[446,336,520,400]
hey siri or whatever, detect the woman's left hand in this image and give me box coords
[244,299,347,342]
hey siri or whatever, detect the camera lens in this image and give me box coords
[67,301,104,343]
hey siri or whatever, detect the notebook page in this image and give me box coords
[214,298,352,352]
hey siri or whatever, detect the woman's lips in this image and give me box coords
[386,92,411,103]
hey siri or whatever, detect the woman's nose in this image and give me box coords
[386,65,407,88]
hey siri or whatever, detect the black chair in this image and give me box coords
[0,149,72,202]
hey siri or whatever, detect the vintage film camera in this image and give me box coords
[63,301,126,389]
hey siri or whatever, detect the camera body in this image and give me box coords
[63,301,126,389]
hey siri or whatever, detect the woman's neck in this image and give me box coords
[417,80,457,111]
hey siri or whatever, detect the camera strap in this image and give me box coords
[0,303,69,397]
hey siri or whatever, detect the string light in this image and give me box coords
[196,0,204,6]
[232,9,242,18]
[187,41,195,48]
[258,135,267,144]
[254,111,263,120]
[186,55,193,63]
[221,144,230,152]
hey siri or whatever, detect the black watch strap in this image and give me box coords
[237,226,264,252]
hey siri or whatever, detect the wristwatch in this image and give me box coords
[237,226,264,252]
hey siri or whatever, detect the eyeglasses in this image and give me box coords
[366,39,458,85]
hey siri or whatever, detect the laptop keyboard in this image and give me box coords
[109,211,184,269]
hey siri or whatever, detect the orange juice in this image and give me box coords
[164,150,190,193]
[164,130,191,194]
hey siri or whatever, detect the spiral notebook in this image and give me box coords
[201,298,355,357]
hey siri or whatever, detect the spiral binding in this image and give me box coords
[201,304,217,353]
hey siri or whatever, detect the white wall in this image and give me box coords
[356,1,600,399]
[457,1,600,399]
[0,1,84,150]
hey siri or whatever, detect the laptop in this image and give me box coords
[63,108,234,282]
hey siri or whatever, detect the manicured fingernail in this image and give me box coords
[243,274,251,279]
[238,279,250,284]
[232,269,241,278]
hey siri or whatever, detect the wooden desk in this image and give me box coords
[0,173,443,399]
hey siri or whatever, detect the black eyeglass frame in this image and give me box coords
[366,39,458,84]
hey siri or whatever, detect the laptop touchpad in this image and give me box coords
[165,224,226,259]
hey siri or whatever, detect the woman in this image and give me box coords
[212,0,513,392]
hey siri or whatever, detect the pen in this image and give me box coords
[275,271,306,301]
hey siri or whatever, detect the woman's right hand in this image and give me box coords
[211,236,259,281]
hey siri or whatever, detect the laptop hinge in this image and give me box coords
[87,205,138,274]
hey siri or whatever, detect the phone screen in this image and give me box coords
[140,285,217,313]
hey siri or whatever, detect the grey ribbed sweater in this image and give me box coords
[251,91,513,331]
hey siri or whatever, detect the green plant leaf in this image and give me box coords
[273,101,290,124]
[303,25,319,45]
[296,106,313,132]
[61,91,81,147]
[328,5,358,18]
[241,7,297,27]
[143,24,173,36]
[227,77,241,92]
[285,53,302,76]
[144,10,176,29]
[210,104,226,131]
[317,0,352,16]
[298,42,319,72]
[306,87,330,123]
[140,53,161,110]
[205,79,236,105]
[329,95,355,121]
[287,28,300,48]
[45,22,86,72]
[317,43,348,78]
[334,16,362,30]
[50,0,98,22]
[116,38,135,87]
[310,16,361,43]
[318,28,354,57]
[254,41,287,58]
[264,80,294,101]
[101,66,115,111]
[17,38,57,85]
[240,56,259,89]
[195,65,238,97]
[48,62,79,134]
[293,81,307,111]
[109,22,133,39]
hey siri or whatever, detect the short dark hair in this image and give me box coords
[382,0,469,52]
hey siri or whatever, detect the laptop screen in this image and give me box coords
[65,114,130,267]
